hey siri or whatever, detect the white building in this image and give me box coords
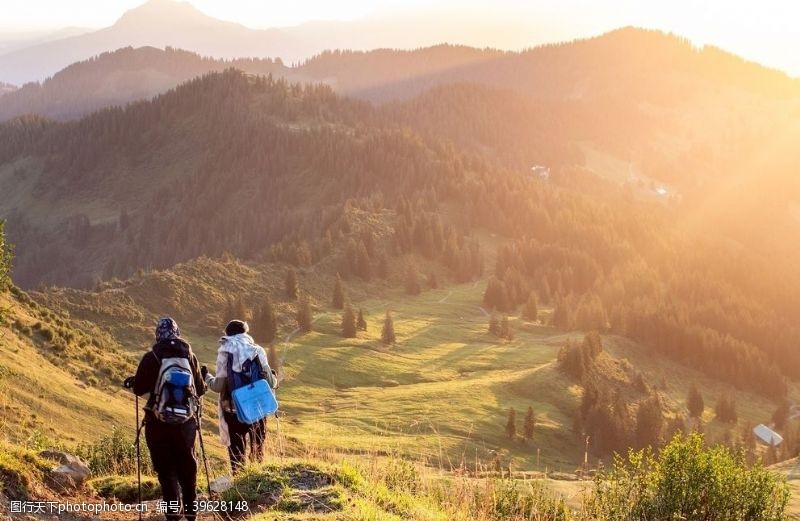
[530,165,550,180]
[753,424,783,446]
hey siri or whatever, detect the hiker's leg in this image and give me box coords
[225,412,248,473]
[145,422,181,521]
[250,419,266,463]
[176,420,199,520]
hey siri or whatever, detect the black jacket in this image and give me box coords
[133,338,206,418]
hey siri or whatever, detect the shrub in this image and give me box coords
[585,433,789,520]
[75,428,151,476]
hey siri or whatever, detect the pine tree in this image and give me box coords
[233,296,248,322]
[427,272,439,289]
[488,314,501,336]
[285,267,299,300]
[523,406,536,443]
[522,292,538,322]
[1,220,14,289]
[254,294,277,344]
[381,311,396,345]
[772,400,790,430]
[551,296,570,329]
[500,315,513,340]
[267,343,280,371]
[687,384,704,419]
[405,262,421,295]
[714,393,738,424]
[357,308,367,331]
[506,407,517,440]
[342,303,357,338]
[296,293,313,332]
[635,394,664,449]
[331,273,345,309]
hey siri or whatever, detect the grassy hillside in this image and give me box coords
[0,287,136,447]
[32,253,796,473]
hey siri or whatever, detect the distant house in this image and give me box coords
[753,424,783,446]
[530,165,550,180]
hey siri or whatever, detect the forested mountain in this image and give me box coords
[0,46,293,121]
[2,68,800,401]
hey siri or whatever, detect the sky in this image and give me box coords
[0,0,798,76]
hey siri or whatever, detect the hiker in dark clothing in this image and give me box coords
[124,317,206,521]
[203,320,277,473]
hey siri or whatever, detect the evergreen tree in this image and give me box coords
[341,303,357,338]
[357,308,367,331]
[285,267,299,300]
[0,220,13,289]
[488,314,501,336]
[296,293,313,332]
[500,315,513,340]
[772,400,790,430]
[714,394,738,424]
[522,292,538,322]
[268,343,280,371]
[523,406,536,443]
[331,273,345,309]
[687,384,704,419]
[254,294,277,344]
[551,296,570,329]
[356,241,372,280]
[381,311,396,345]
[427,272,439,289]
[233,296,248,321]
[506,407,517,440]
[405,262,421,295]
[635,394,664,449]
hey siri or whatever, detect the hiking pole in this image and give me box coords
[135,393,143,521]
[196,401,213,497]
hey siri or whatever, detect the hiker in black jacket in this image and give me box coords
[124,317,206,521]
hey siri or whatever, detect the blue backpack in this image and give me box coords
[227,353,278,424]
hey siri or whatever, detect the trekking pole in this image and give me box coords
[196,401,213,497]
[275,411,284,457]
[135,394,143,521]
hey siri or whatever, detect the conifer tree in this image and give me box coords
[488,314,501,336]
[254,294,277,344]
[0,220,14,290]
[500,315,513,340]
[296,293,313,332]
[342,303,357,338]
[687,384,704,419]
[635,394,664,449]
[506,407,517,440]
[551,296,570,329]
[357,308,367,331]
[233,296,248,322]
[523,292,538,322]
[381,311,396,345]
[772,401,790,431]
[285,267,299,300]
[523,406,536,443]
[405,262,421,295]
[268,343,280,371]
[331,273,345,309]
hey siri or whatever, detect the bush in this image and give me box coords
[585,433,789,520]
[89,475,161,503]
[75,428,151,476]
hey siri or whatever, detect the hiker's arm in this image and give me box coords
[132,353,156,396]
[192,354,206,397]
[204,351,228,393]
[257,348,278,389]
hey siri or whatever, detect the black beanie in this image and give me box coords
[225,320,249,336]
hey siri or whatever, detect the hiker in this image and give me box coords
[202,319,278,473]
[123,317,206,521]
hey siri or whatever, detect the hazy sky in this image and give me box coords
[1,0,798,76]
